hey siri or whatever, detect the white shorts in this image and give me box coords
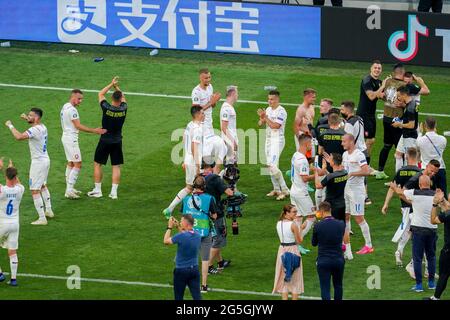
[396,136,417,154]
[345,186,366,216]
[62,136,82,162]
[203,135,227,163]
[29,158,50,190]
[0,223,19,250]
[185,164,197,185]
[265,138,285,167]
[291,193,315,217]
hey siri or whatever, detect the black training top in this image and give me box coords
[321,169,348,208]
[318,128,345,156]
[401,99,418,139]
[405,172,437,191]
[100,100,128,143]
[205,173,228,217]
[357,75,382,118]
[439,210,450,250]
[393,165,421,208]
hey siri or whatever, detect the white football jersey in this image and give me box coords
[220,102,237,141]
[26,124,49,160]
[0,184,25,224]
[60,102,79,138]
[192,84,214,135]
[184,121,203,165]
[290,151,310,195]
[342,149,367,187]
[265,105,287,140]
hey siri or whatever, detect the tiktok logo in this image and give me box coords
[388,15,429,62]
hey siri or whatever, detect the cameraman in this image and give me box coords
[181,174,218,293]
[202,157,234,274]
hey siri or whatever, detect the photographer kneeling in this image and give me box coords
[202,157,234,274]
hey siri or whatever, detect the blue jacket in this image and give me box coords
[281,252,301,282]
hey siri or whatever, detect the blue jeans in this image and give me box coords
[173,266,201,300]
[316,257,345,300]
[411,228,437,285]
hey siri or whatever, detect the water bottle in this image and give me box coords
[314,155,319,168]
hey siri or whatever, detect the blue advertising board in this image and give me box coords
[0,0,321,58]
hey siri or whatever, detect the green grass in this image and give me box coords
[0,42,449,300]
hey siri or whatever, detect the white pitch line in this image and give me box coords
[1,83,449,118]
[6,272,321,300]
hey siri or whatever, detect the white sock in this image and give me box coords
[41,188,52,211]
[359,221,372,248]
[397,231,411,254]
[111,184,119,195]
[168,188,189,212]
[270,175,280,191]
[65,166,72,189]
[346,220,351,233]
[67,168,80,192]
[9,254,18,280]
[395,156,404,172]
[302,219,315,238]
[274,168,289,192]
[94,183,102,192]
[32,194,46,220]
[345,243,352,254]
[315,188,324,207]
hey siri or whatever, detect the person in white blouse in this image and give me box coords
[418,116,447,197]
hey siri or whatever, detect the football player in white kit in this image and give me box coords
[191,68,221,137]
[342,134,373,259]
[290,134,316,254]
[258,90,290,201]
[5,108,53,225]
[220,86,239,165]
[60,89,106,199]
[0,159,24,286]
[163,106,204,218]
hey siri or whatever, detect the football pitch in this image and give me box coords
[0,42,449,300]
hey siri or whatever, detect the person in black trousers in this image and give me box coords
[312,201,346,300]
[418,0,442,13]
[429,189,450,300]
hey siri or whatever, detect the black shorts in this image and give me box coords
[331,206,346,221]
[383,120,402,146]
[94,140,124,165]
[361,116,376,139]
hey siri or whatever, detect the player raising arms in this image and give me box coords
[258,90,290,201]
[163,106,204,218]
[60,89,106,199]
[5,108,54,225]
[0,159,24,286]
[87,77,127,200]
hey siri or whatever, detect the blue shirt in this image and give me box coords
[312,216,345,261]
[171,231,201,268]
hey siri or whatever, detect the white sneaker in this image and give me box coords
[31,218,48,226]
[87,190,103,198]
[395,250,403,267]
[276,190,290,201]
[109,193,118,200]
[266,190,280,197]
[45,210,55,218]
[65,190,80,199]
[73,189,82,195]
